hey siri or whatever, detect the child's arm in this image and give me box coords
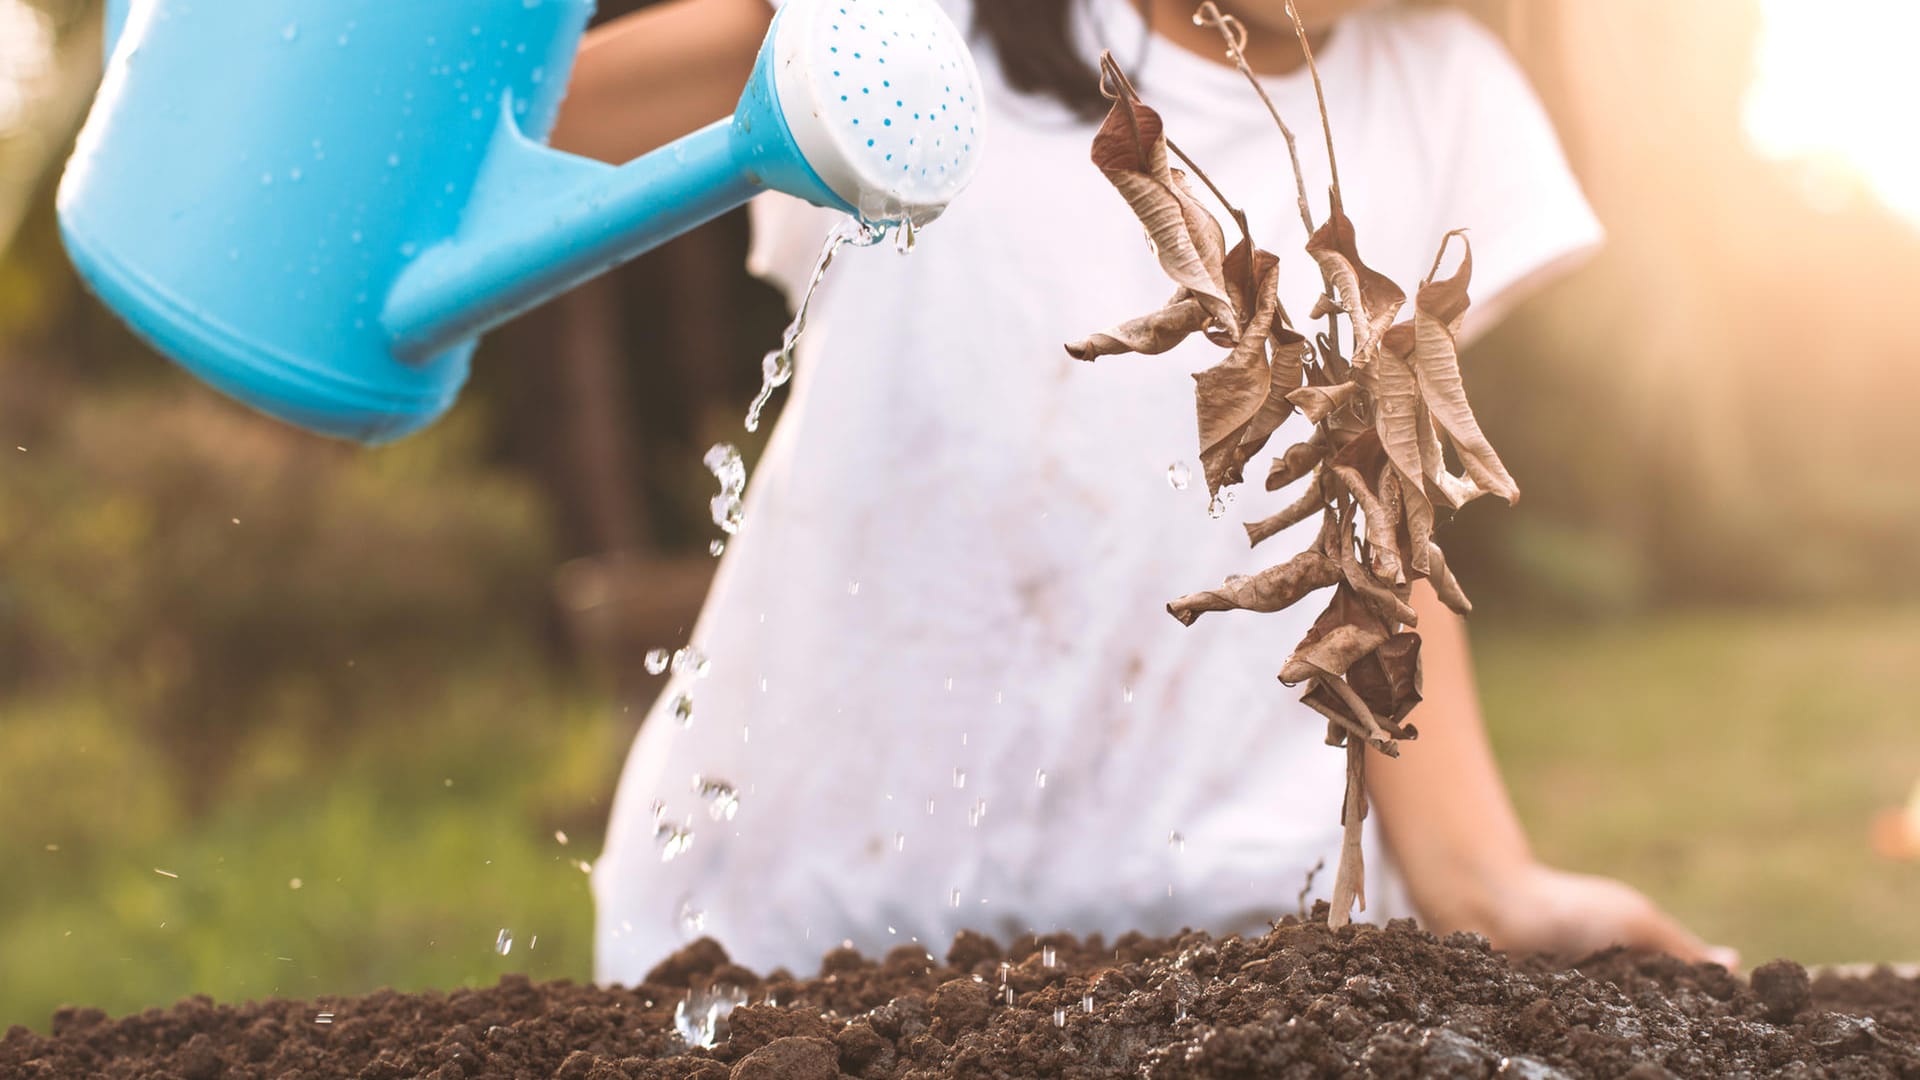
[1368,584,1739,967]
[550,0,771,164]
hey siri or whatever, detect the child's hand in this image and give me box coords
[1480,862,1741,971]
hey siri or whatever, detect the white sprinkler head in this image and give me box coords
[770,0,987,226]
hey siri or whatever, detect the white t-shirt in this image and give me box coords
[594,0,1600,982]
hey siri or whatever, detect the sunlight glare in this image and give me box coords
[1744,0,1920,229]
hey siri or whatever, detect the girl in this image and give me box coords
[556,0,1737,981]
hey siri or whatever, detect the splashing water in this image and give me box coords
[692,776,741,822]
[669,692,694,728]
[745,221,889,433]
[705,444,747,536]
[673,985,750,1049]
[670,646,712,679]
[656,823,696,863]
[677,899,706,940]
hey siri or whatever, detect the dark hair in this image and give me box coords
[972,0,1118,119]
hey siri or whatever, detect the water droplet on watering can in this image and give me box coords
[669,692,694,727]
[670,647,711,679]
[645,649,671,675]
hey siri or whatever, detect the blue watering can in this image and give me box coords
[59,0,985,442]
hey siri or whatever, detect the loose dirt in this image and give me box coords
[7,912,1918,1078]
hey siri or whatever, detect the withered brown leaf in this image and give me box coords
[1166,549,1342,626]
[1306,206,1405,368]
[1408,233,1519,503]
[1347,632,1423,729]
[1065,293,1211,362]
[1090,95,1239,338]
[1193,250,1286,494]
[1286,381,1361,425]
[1266,431,1327,492]
[1279,583,1391,685]
[1245,472,1326,547]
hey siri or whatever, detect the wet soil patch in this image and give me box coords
[7,913,1918,1078]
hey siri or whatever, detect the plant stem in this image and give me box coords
[1283,0,1343,216]
[1193,3,1316,239]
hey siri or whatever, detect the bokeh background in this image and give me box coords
[3,0,1917,1031]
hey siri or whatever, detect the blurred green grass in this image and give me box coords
[4,606,1917,1032]
[1478,606,1920,968]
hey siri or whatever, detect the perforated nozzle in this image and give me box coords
[769,0,986,226]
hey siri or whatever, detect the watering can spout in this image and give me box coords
[59,0,984,442]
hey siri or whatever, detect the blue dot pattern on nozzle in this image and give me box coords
[777,0,985,223]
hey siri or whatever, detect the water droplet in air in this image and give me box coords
[1083,993,1095,1013]
[950,888,961,908]
[1035,769,1048,789]
[671,646,711,679]
[656,823,696,862]
[1122,686,1135,705]
[645,649,671,675]
[705,444,746,535]
[677,899,706,939]
[1042,946,1057,968]
[1207,489,1236,518]
[1167,461,1191,490]
[847,580,861,596]
[894,832,905,852]
[1054,1007,1066,1028]
[709,539,726,557]
[952,768,967,790]
[554,830,569,846]
[693,776,740,821]
[1003,986,1015,1005]
[1168,830,1186,852]
[282,22,299,41]
[494,928,513,956]
[669,692,694,728]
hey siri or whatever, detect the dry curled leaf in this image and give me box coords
[1361,329,1437,573]
[1286,381,1361,425]
[1408,233,1519,503]
[1266,432,1327,492]
[1280,583,1391,685]
[1306,206,1405,368]
[1245,472,1326,547]
[1348,632,1423,729]
[1066,293,1211,361]
[1193,250,1287,494]
[1424,541,1472,615]
[1089,93,1239,338]
[1165,549,1342,626]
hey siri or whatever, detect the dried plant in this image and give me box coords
[1065,4,1516,928]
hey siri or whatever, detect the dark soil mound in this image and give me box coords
[6,914,1919,1079]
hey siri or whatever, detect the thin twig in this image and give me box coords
[1284,0,1342,215]
[1165,139,1252,249]
[1296,858,1326,920]
[1194,3,1316,239]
